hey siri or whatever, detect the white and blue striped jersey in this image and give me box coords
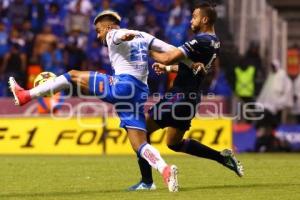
[106,29,156,84]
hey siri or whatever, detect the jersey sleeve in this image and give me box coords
[139,31,176,52]
[106,29,139,46]
[149,37,176,52]
[106,29,117,46]
[178,37,211,59]
[139,31,155,46]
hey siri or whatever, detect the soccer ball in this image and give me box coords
[34,72,57,87]
[34,72,57,97]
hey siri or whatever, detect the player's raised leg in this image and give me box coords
[127,128,178,192]
[9,70,90,106]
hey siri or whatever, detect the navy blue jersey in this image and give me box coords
[174,33,220,93]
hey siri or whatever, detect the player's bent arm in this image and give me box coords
[149,37,206,73]
[150,48,184,65]
[153,62,204,75]
[150,38,176,52]
[148,34,192,66]
[150,48,204,72]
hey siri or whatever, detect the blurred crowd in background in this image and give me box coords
[1,1,300,124]
[0,0,203,96]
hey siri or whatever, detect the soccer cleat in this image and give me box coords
[163,165,179,192]
[127,181,156,191]
[8,77,31,106]
[221,149,244,177]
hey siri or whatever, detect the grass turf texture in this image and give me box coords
[0,154,299,200]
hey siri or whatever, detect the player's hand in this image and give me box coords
[152,62,166,75]
[192,62,206,74]
[121,33,136,41]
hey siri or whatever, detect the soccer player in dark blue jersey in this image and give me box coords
[129,2,244,191]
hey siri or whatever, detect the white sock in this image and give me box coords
[139,143,168,174]
[29,74,71,98]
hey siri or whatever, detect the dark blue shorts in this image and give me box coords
[149,88,200,131]
[89,72,149,132]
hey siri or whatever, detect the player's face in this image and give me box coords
[190,8,208,33]
[95,21,111,43]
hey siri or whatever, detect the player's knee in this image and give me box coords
[167,142,183,152]
[68,70,80,82]
[68,69,79,78]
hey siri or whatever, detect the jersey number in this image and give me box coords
[130,42,148,62]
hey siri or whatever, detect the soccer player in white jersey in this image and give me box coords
[9,10,179,192]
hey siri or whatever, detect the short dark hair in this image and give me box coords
[94,15,120,26]
[194,2,217,25]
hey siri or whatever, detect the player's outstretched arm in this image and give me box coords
[150,49,184,65]
[152,62,205,75]
[148,34,206,74]
[149,37,176,52]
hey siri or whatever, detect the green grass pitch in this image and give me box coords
[0,154,299,200]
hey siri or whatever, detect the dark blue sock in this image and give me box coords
[137,134,153,184]
[138,156,153,184]
[169,139,224,163]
